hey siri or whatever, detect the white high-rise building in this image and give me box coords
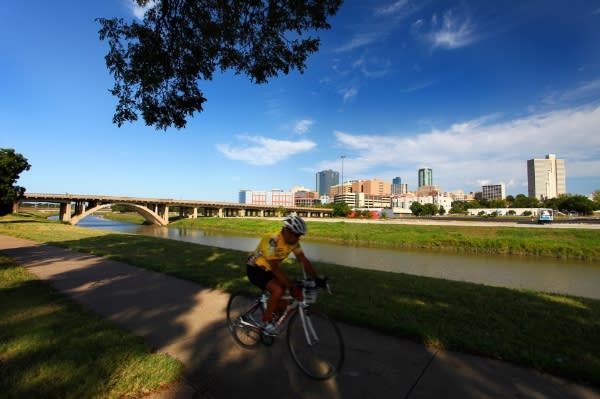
[527,154,566,200]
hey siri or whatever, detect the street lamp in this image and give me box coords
[340,155,346,195]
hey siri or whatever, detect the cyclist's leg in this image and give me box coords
[247,265,280,322]
[264,279,284,322]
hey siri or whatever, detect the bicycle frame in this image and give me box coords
[227,275,344,380]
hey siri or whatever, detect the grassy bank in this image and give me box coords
[171,217,600,261]
[0,253,182,398]
[1,213,599,387]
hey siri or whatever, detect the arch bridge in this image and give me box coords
[21,193,333,226]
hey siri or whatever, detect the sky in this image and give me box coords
[1,0,599,202]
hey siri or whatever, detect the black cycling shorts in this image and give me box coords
[247,264,274,291]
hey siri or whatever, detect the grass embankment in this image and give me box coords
[1,213,599,388]
[0,253,182,398]
[171,217,600,261]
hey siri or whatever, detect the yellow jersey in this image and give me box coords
[247,231,304,271]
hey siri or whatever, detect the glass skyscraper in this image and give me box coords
[392,177,402,194]
[316,169,340,196]
[418,168,433,187]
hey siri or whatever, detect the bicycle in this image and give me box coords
[226,277,345,380]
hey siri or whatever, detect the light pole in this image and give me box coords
[340,155,346,195]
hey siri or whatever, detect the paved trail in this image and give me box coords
[1,235,598,399]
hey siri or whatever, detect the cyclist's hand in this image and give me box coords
[291,286,303,300]
[315,277,328,288]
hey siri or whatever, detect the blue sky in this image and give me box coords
[1,0,599,202]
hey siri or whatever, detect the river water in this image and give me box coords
[77,215,600,299]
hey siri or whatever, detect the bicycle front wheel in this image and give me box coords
[226,292,263,349]
[287,309,344,380]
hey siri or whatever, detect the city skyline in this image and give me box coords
[2,1,599,202]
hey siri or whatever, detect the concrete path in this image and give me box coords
[1,235,598,399]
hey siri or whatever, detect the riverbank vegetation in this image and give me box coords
[0,253,182,398]
[169,217,600,261]
[1,213,599,387]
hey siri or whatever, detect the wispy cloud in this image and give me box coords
[318,105,600,191]
[334,32,382,53]
[401,81,435,93]
[293,119,314,134]
[339,87,358,102]
[352,56,391,78]
[543,79,600,105]
[217,135,316,165]
[375,0,410,16]
[414,9,479,50]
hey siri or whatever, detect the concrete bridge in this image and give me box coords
[21,193,333,226]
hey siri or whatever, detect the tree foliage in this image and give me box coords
[547,194,597,215]
[331,201,350,217]
[97,0,343,130]
[410,202,438,217]
[0,149,31,216]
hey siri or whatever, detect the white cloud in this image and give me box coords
[217,135,316,165]
[321,105,600,192]
[293,119,314,134]
[414,9,479,50]
[127,0,155,20]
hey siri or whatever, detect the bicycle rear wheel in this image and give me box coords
[286,309,344,380]
[226,292,263,349]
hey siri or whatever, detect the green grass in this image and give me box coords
[1,213,600,387]
[100,211,147,224]
[0,254,182,399]
[170,217,600,261]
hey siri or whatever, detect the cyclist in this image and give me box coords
[246,215,322,335]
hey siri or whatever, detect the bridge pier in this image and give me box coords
[59,202,72,222]
[157,205,169,223]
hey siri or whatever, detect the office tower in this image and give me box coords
[527,154,566,200]
[392,177,402,195]
[418,168,433,187]
[316,169,340,196]
[481,184,506,201]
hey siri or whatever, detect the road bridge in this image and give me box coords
[21,193,333,226]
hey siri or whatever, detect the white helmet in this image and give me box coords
[283,215,307,235]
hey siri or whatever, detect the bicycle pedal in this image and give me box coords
[261,334,275,346]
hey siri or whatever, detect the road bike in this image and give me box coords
[226,277,344,380]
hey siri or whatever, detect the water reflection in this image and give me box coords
[76,215,600,299]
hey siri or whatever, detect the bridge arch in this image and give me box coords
[69,203,168,226]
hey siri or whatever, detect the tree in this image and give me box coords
[556,194,596,215]
[97,0,343,130]
[0,149,31,216]
[489,199,507,208]
[593,189,600,203]
[331,202,350,217]
[512,194,539,208]
[410,202,423,216]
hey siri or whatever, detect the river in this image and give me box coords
[76,215,600,300]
